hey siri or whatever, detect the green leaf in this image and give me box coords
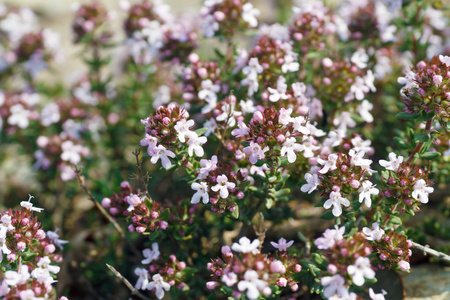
[414,133,430,143]
[394,137,412,150]
[160,208,170,221]
[230,205,239,219]
[265,198,274,209]
[195,127,208,136]
[420,152,441,160]
[254,159,266,167]
[422,111,435,121]
[21,250,38,262]
[144,198,153,211]
[395,112,420,120]
[390,216,402,225]
[320,210,335,220]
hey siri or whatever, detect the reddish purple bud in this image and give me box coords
[270,260,286,273]
[136,226,146,233]
[178,261,186,270]
[327,264,337,274]
[128,225,135,232]
[277,277,287,287]
[150,211,159,219]
[295,264,302,272]
[256,261,265,271]
[101,197,111,208]
[17,242,26,250]
[36,229,46,240]
[120,181,131,189]
[45,244,56,253]
[170,254,177,263]
[290,283,299,292]
[380,253,388,260]
[207,281,218,290]
[221,245,233,257]
[160,221,168,229]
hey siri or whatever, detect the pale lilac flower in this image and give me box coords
[241,3,260,28]
[233,49,249,74]
[1,215,14,231]
[47,227,69,249]
[350,77,370,100]
[278,107,293,125]
[146,273,170,299]
[292,116,310,135]
[315,225,345,250]
[324,191,350,217]
[150,145,176,169]
[201,14,219,38]
[349,149,372,168]
[243,141,269,164]
[351,136,372,154]
[369,288,387,300]
[231,120,250,137]
[174,119,195,143]
[301,173,320,194]
[231,237,260,253]
[126,194,143,212]
[140,134,158,156]
[222,272,238,286]
[363,223,385,241]
[61,140,83,164]
[333,111,356,130]
[317,153,338,174]
[268,76,288,102]
[135,267,149,289]
[321,274,348,298]
[191,182,209,204]
[197,155,218,179]
[4,265,30,286]
[198,79,220,102]
[237,270,267,300]
[347,256,375,286]
[300,136,320,158]
[142,243,160,264]
[216,102,242,127]
[358,181,379,207]
[270,237,294,251]
[364,70,376,92]
[40,102,60,126]
[0,227,11,263]
[239,99,256,114]
[203,118,218,136]
[0,280,10,297]
[351,49,369,69]
[20,195,44,212]
[411,179,434,204]
[211,174,235,198]
[379,152,403,171]
[281,54,299,73]
[397,71,417,89]
[241,72,259,96]
[242,57,263,77]
[280,137,302,163]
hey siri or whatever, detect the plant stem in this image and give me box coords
[406,118,432,164]
[106,264,151,300]
[411,241,450,263]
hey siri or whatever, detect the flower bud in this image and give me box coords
[270,260,286,273]
[398,260,410,271]
[160,221,168,229]
[206,281,218,289]
[101,197,111,208]
[277,277,287,287]
[327,264,337,274]
[45,244,56,253]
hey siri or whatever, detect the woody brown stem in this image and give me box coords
[106,264,151,300]
[406,118,433,164]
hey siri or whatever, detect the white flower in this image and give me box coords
[150,145,176,169]
[324,191,350,217]
[267,76,288,102]
[135,267,149,290]
[321,274,348,299]
[241,72,259,96]
[351,48,369,69]
[317,153,338,174]
[300,136,320,158]
[140,134,158,156]
[358,100,374,123]
[216,102,242,127]
[191,182,209,204]
[397,71,417,89]
[61,140,83,164]
[280,137,302,163]
[146,273,170,299]
[198,79,220,102]
[242,57,263,77]
[351,136,372,154]
[369,288,387,300]
[211,174,235,198]
[363,223,385,241]
[142,243,160,264]
[239,99,256,114]
[197,155,218,180]
[40,102,60,126]
[231,237,260,253]
[439,55,450,67]
[347,257,375,286]
[349,149,372,168]
[186,133,207,157]
[0,227,11,263]
[379,152,403,171]
[4,265,30,286]
[7,104,30,129]
[281,54,299,73]
[203,118,218,137]
[333,111,356,130]
[358,181,379,208]
[270,237,294,251]
[314,225,345,250]
[301,173,320,194]
[350,77,369,100]
[241,3,260,28]
[278,107,293,125]
[243,141,269,164]
[237,270,267,300]
[174,119,195,143]
[222,272,238,286]
[411,179,434,204]
[20,195,44,212]
[292,116,310,135]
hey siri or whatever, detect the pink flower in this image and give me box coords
[243,141,269,164]
[150,145,176,169]
[270,237,294,251]
[211,175,235,198]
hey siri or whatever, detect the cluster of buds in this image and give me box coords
[207,237,300,299]
[140,104,208,169]
[240,36,299,97]
[379,153,434,214]
[289,1,338,55]
[72,2,112,44]
[362,223,412,272]
[101,181,168,234]
[200,0,260,38]
[134,242,188,299]
[0,6,60,78]
[0,196,68,299]
[182,53,222,113]
[190,155,247,213]
[122,0,197,65]
[315,227,377,298]
[400,55,450,127]
[303,151,378,217]
[317,56,375,104]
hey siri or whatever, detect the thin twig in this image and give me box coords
[132,148,151,199]
[411,241,450,263]
[74,165,125,238]
[106,264,151,300]
[406,118,432,164]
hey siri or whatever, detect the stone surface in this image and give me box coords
[402,264,450,300]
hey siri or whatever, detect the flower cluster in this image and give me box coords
[101,181,169,234]
[400,55,450,127]
[72,2,112,44]
[200,0,260,38]
[134,242,188,299]
[0,196,67,299]
[379,153,434,214]
[207,237,300,299]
